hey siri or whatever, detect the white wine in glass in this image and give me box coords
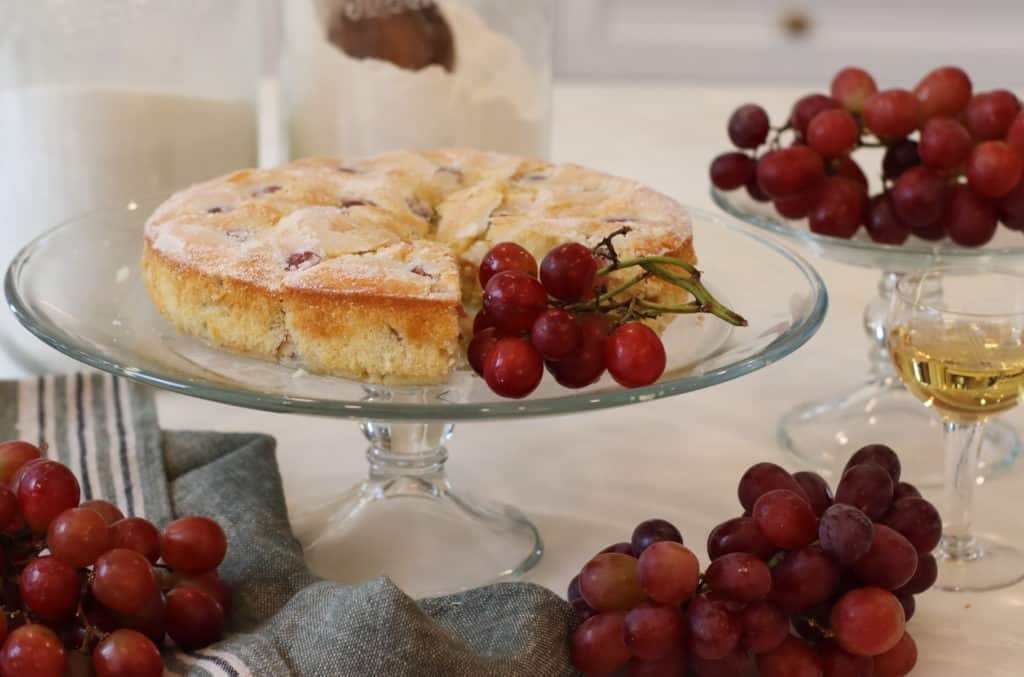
[888,267,1024,592]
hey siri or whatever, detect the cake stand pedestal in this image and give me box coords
[7,199,826,596]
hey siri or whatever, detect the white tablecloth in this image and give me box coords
[157,83,1024,674]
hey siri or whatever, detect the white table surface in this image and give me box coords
[156,83,1024,674]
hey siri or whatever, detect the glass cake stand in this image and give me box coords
[6,198,826,597]
[713,187,1024,486]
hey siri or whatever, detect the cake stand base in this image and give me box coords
[293,417,543,599]
[779,375,1021,486]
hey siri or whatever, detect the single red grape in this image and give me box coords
[882,139,921,180]
[579,553,644,612]
[752,489,818,550]
[852,525,919,591]
[864,89,920,139]
[819,503,874,566]
[0,624,67,677]
[835,463,894,520]
[0,440,42,484]
[892,166,947,227]
[756,146,825,197]
[882,497,942,554]
[176,571,232,616]
[943,184,999,247]
[913,66,972,120]
[165,587,225,650]
[845,443,902,481]
[728,104,770,149]
[478,242,537,288]
[967,140,1024,198]
[162,515,227,574]
[769,545,841,614]
[530,308,581,361]
[873,632,918,677]
[758,636,823,677]
[737,462,809,513]
[894,553,938,596]
[773,186,820,219]
[707,516,776,561]
[807,109,860,158]
[80,500,125,526]
[111,517,162,565]
[964,89,1021,140]
[571,612,630,676]
[831,67,877,113]
[790,94,841,137]
[540,243,600,302]
[808,177,865,238]
[605,323,666,388]
[898,594,916,622]
[624,601,686,661]
[16,460,81,533]
[482,271,548,334]
[483,338,543,398]
[919,117,972,170]
[740,601,789,654]
[866,194,911,245]
[999,177,1024,229]
[688,596,741,661]
[93,629,163,677]
[20,556,80,620]
[546,314,610,388]
[893,481,922,503]
[467,327,502,377]
[793,471,832,517]
[710,152,755,191]
[630,518,683,557]
[637,541,699,605]
[47,507,113,568]
[831,587,905,657]
[705,552,771,602]
[92,549,159,615]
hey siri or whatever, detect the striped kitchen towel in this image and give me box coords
[1,373,576,677]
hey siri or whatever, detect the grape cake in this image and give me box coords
[143,149,697,385]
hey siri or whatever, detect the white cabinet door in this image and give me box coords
[554,0,1024,83]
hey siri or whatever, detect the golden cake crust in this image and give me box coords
[143,149,696,384]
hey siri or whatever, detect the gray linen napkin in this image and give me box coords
[0,374,577,677]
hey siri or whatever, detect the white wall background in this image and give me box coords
[553,0,1024,85]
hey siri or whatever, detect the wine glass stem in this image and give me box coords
[942,419,984,559]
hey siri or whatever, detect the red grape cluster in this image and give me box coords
[0,440,231,677]
[569,443,934,676]
[470,233,748,399]
[711,65,1024,247]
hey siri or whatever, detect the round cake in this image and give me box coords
[143,149,696,384]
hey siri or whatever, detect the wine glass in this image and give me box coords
[887,266,1024,592]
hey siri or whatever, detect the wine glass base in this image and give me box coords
[936,534,1024,592]
[293,474,544,599]
[779,377,1021,486]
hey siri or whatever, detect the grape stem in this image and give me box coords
[579,231,748,327]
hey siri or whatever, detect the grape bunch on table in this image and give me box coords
[711,66,1024,247]
[568,444,936,676]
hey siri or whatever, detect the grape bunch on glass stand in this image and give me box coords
[710,65,1024,485]
[0,440,231,677]
[569,444,936,676]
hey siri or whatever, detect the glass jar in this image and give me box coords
[0,1,269,376]
[284,0,552,160]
